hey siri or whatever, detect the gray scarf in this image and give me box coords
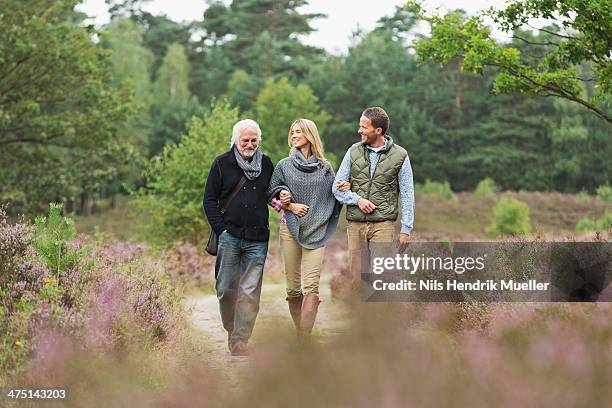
[290,149,330,174]
[234,146,262,180]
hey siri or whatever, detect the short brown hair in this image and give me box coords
[362,107,389,135]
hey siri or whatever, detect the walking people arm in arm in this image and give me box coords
[332,150,376,213]
[267,166,311,218]
[279,190,310,217]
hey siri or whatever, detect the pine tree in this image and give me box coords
[192,0,326,104]
[149,43,202,156]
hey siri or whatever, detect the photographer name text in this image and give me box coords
[372,279,551,292]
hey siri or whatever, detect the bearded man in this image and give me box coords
[203,119,274,356]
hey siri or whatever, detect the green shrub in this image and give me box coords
[487,198,531,237]
[596,212,612,230]
[576,218,596,232]
[578,190,590,203]
[596,184,612,203]
[254,77,330,164]
[475,177,499,197]
[576,212,612,233]
[416,179,457,202]
[33,203,91,276]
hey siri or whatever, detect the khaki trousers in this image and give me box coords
[347,220,396,287]
[279,223,326,297]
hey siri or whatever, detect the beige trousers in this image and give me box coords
[279,223,326,297]
[347,220,396,286]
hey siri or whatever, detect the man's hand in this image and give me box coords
[288,203,309,217]
[357,198,376,214]
[336,181,351,192]
[279,190,292,208]
[398,233,411,244]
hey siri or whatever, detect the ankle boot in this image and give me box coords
[299,293,320,338]
[287,294,303,332]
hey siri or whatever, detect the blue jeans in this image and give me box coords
[215,231,268,348]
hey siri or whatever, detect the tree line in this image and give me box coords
[0,0,610,217]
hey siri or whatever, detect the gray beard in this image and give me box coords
[237,147,255,159]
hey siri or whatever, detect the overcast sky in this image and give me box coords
[78,0,516,53]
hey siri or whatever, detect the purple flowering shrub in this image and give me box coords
[0,207,187,379]
[161,238,291,289]
[0,208,58,376]
[80,236,187,347]
[163,241,215,289]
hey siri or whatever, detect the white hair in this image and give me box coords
[230,119,262,147]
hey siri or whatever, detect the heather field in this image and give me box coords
[3,0,610,405]
[1,191,611,407]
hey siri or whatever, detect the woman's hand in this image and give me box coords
[288,203,309,217]
[336,181,351,192]
[279,190,292,207]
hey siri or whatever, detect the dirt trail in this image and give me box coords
[185,272,351,383]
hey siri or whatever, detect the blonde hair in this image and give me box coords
[287,118,326,161]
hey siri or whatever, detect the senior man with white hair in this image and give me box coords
[203,119,274,356]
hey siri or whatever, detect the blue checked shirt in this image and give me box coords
[332,140,415,234]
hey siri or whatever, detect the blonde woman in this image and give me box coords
[267,119,343,341]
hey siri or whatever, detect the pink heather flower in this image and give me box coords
[86,276,127,349]
[29,329,75,382]
[269,197,283,212]
[269,198,287,224]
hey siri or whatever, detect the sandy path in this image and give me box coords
[185,272,351,383]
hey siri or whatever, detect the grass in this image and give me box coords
[75,191,609,245]
[74,196,146,242]
[413,191,610,241]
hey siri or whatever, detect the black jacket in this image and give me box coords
[203,148,274,242]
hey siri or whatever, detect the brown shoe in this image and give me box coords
[299,293,320,338]
[287,294,303,332]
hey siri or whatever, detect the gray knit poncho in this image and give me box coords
[267,150,341,249]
